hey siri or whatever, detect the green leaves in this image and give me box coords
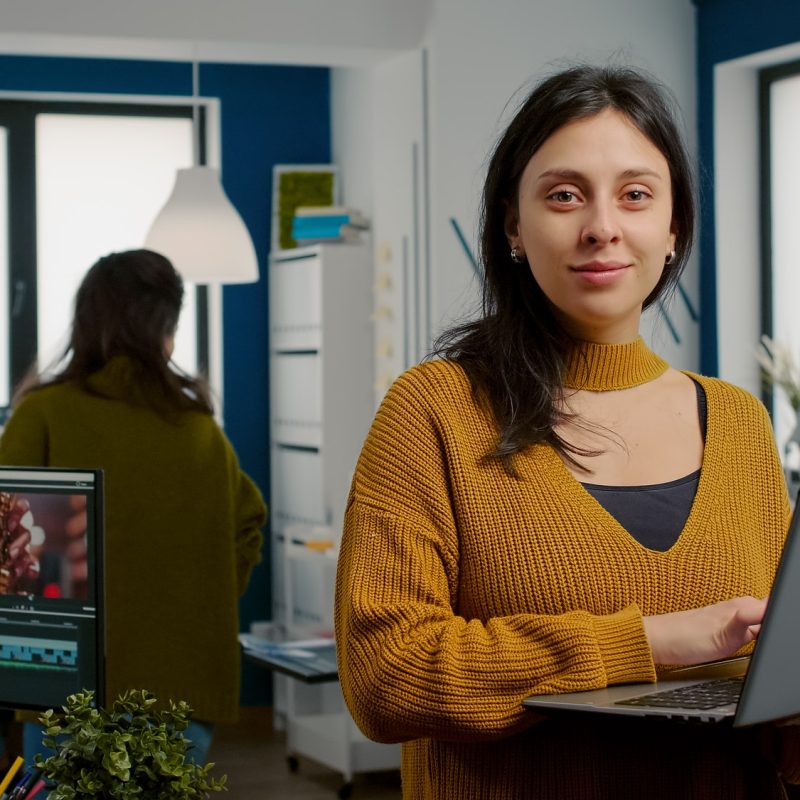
[36,689,227,799]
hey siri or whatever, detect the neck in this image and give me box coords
[563,336,669,391]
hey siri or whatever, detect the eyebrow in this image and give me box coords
[536,168,665,182]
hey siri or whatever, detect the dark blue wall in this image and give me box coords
[694,0,800,374]
[0,54,331,704]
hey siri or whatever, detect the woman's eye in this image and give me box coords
[548,190,576,203]
[625,189,650,202]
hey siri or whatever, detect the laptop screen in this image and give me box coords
[0,467,104,711]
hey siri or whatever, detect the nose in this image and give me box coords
[580,202,622,246]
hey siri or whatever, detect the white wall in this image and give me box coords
[333,53,428,403]
[424,0,699,368]
[331,69,373,217]
[331,0,699,395]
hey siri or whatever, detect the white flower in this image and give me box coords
[756,335,800,412]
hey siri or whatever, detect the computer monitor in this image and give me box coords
[0,466,104,711]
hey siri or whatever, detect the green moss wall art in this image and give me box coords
[274,166,337,250]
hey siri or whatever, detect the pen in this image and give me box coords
[11,768,40,800]
[6,769,30,800]
[0,757,24,795]
[20,779,45,800]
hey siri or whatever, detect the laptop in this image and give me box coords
[523,489,800,727]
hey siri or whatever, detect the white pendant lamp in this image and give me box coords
[144,61,259,284]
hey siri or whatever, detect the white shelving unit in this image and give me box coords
[280,533,400,797]
[269,243,373,624]
[284,711,401,790]
[268,243,399,795]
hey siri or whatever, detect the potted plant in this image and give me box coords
[756,334,800,494]
[36,689,226,799]
[756,334,800,412]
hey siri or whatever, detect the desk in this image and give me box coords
[240,635,337,684]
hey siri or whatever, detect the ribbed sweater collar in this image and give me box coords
[563,336,668,391]
[86,355,155,404]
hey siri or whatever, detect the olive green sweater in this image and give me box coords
[0,357,266,723]
[335,346,800,799]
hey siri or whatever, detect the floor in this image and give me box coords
[1,707,401,800]
[207,707,402,799]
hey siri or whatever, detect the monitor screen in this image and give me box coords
[0,467,103,711]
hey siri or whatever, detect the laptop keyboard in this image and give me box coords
[614,676,744,711]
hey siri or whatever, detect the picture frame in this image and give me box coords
[271,164,339,253]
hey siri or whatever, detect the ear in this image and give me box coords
[667,219,678,250]
[667,230,677,257]
[504,201,520,245]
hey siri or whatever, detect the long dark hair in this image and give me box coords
[15,249,213,415]
[433,64,696,474]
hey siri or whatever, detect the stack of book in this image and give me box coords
[291,206,369,247]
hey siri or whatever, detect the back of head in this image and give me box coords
[15,248,212,415]
[70,248,183,375]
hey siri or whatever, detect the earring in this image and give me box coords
[510,247,525,264]
[665,250,676,265]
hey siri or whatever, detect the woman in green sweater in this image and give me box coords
[335,65,800,797]
[0,249,266,765]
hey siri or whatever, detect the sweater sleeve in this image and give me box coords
[233,468,267,595]
[0,395,49,466]
[334,367,655,744]
[219,434,266,595]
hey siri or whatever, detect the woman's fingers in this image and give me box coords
[644,596,768,666]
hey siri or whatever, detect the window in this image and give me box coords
[0,99,208,413]
[760,60,800,445]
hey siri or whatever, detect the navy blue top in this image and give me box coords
[583,380,706,552]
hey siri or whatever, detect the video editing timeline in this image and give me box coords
[0,609,89,707]
[0,467,104,711]
[0,633,78,668]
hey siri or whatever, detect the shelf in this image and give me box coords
[267,241,397,783]
[271,242,365,262]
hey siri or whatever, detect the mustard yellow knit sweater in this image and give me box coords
[335,346,799,799]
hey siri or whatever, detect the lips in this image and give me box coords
[571,260,628,273]
[570,261,630,286]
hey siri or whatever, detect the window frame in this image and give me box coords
[0,97,211,406]
[758,58,800,413]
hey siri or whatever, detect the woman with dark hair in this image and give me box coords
[335,65,799,797]
[17,248,213,414]
[0,249,266,765]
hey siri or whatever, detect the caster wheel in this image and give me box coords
[337,782,353,799]
[286,754,299,773]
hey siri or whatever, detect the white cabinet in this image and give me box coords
[268,244,399,793]
[269,243,374,624]
[279,531,400,795]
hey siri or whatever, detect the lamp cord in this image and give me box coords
[192,59,200,167]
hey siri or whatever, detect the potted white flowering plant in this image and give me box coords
[756,334,800,412]
[756,335,800,487]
